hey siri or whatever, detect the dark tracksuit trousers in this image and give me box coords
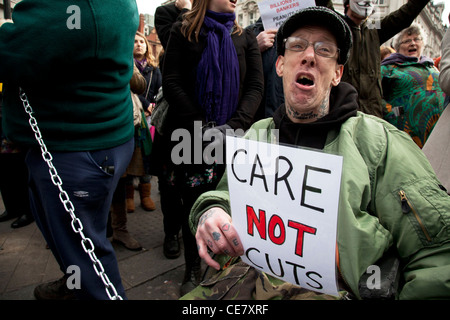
[26,138,134,300]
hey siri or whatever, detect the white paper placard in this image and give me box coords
[257,0,316,30]
[226,136,342,296]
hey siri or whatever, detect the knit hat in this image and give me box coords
[276,6,352,65]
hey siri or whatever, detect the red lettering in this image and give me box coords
[247,207,318,253]
[288,220,317,257]
[246,205,266,240]
[268,214,286,245]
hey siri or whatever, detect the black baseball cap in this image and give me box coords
[276,6,352,64]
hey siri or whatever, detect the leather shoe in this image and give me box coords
[34,275,77,300]
[0,210,18,222]
[11,214,35,228]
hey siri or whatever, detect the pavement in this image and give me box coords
[0,177,192,300]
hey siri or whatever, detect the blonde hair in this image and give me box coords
[380,46,395,61]
[181,0,242,42]
[135,31,157,68]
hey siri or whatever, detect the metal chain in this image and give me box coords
[19,88,123,300]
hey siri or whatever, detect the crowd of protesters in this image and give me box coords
[0,0,449,300]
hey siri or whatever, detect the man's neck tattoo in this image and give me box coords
[288,93,330,121]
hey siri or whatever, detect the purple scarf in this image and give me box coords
[381,52,434,66]
[196,10,239,125]
[134,58,147,73]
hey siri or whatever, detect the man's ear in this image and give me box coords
[275,55,284,77]
[331,64,344,87]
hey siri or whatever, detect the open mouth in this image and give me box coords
[297,75,314,87]
[408,48,418,54]
[230,0,237,4]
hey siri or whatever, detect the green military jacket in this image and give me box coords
[188,112,450,300]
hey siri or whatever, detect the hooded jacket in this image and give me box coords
[189,82,450,299]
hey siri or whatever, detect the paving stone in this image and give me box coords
[0,177,190,300]
[119,246,185,287]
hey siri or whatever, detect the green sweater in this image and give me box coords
[0,0,139,151]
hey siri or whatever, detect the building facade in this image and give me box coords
[137,12,162,63]
[0,0,19,19]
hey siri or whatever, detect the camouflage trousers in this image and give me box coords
[180,258,342,300]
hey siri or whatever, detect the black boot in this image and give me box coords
[180,259,202,297]
[163,234,181,259]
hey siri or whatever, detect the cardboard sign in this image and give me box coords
[226,136,342,296]
[257,0,316,30]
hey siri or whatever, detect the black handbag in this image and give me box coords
[150,86,169,135]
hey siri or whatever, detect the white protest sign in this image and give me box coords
[226,135,342,296]
[257,0,316,30]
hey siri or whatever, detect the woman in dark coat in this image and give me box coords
[161,0,263,296]
[125,32,162,212]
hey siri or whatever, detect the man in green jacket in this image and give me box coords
[341,0,431,118]
[0,0,139,299]
[185,6,450,300]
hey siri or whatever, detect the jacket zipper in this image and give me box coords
[398,190,432,242]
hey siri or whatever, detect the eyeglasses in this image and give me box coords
[284,37,340,59]
[400,37,423,45]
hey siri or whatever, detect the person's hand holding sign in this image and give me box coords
[256,29,277,52]
[196,207,244,270]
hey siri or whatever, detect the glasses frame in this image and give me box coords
[399,37,423,46]
[283,37,340,59]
